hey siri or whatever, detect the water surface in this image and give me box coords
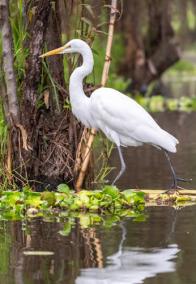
[109,112,196,189]
[1,98,196,284]
[1,205,196,283]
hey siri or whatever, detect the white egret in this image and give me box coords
[40,39,190,190]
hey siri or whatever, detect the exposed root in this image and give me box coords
[36,112,76,183]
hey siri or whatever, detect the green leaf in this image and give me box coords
[0,191,22,208]
[77,190,91,207]
[122,190,145,205]
[57,184,70,194]
[122,189,136,203]
[25,192,43,208]
[41,192,56,206]
[102,186,120,199]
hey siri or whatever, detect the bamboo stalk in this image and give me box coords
[75,0,118,191]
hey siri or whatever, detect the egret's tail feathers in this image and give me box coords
[158,129,179,153]
[133,126,179,153]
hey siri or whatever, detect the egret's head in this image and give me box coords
[40,39,90,58]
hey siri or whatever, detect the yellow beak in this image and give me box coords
[40,43,70,58]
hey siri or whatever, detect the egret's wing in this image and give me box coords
[90,87,159,134]
[90,87,178,152]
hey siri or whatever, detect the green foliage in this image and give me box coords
[134,94,196,112]
[108,74,131,93]
[166,59,196,74]
[9,0,28,82]
[85,34,130,92]
[0,184,146,236]
[93,133,114,186]
[57,183,71,194]
[166,98,179,111]
[0,185,145,225]
[102,185,120,199]
[42,61,61,111]
[179,96,196,112]
[148,96,165,112]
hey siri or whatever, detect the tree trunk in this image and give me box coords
[0,0,22,176]
[120,0,180,93]
[0,0,20,125]
[13,0,79,189]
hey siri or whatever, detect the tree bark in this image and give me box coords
[0,0,24,175]
[23,0,51,108]
[12,0,77,188]
[0,0,20,125]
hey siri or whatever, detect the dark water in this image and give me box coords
[1,205,196,283]
[1,112,196,284]
[109,112,196,189]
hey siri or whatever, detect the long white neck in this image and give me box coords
[69,45,94,127]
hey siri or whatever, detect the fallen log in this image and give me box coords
[140,189,196,207]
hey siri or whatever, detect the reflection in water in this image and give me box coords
[109,112,196,189]
[76,224,179,284]
[76,246,179,284]
[1,205,196,284]
[2,221,104,284]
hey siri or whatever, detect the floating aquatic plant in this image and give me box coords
[0,185,145,223]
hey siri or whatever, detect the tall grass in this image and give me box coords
[10,0,28,83]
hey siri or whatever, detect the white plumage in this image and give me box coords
[90,87,178,152]
[41,39,190,189]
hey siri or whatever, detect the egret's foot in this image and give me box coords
[164,187,181,195]
[165,176,192,194]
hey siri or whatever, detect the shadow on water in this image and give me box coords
[109,112,196,189]
[1,205,196,283]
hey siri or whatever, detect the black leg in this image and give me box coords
[164,150,192,191]
[112,146,126,185]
